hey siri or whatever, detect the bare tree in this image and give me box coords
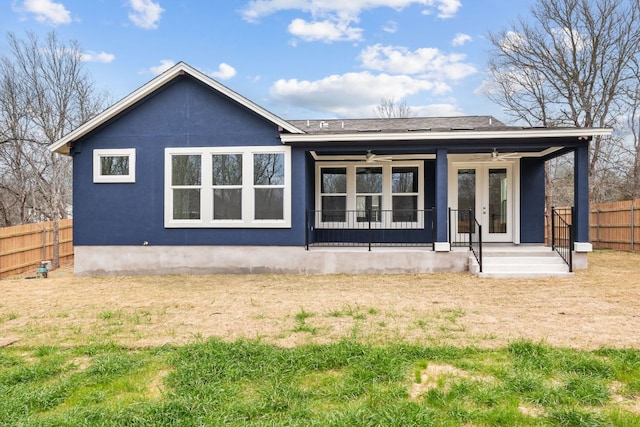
[0,31,107,267]
[485,0,640,204]
[375,97,413,118]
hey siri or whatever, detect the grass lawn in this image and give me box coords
[0,250,639,425]
[1,340,639,426]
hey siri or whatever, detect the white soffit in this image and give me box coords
[280,127,612,143]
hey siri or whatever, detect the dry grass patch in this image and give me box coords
[0,250,639,349]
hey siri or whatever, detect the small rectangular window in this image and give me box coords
[93,149,136,183]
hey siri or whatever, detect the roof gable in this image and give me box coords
[50,62,304,155]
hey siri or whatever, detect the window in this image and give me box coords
[212,154,242,220]
[320,167,346,222]
[165,147,291,228]
[315,162,423,228]
[392,167,419,222]
[253,153,285,220]
[93,149,136,183]
[356,167,382,222]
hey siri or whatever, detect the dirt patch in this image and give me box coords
[0,250,638,349]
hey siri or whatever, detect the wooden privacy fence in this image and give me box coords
[589,200,640,252]
[0,219,73,279]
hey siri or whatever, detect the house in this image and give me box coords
[50,62,611,277]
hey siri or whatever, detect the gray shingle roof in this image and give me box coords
[287,116,511,134]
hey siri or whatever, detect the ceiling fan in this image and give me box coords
[364,150,393,163]
[471,148,520,162]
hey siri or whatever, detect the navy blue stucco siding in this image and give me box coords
[519,157,545,243]
[73,76,308,246]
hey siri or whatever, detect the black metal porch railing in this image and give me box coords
[305,209,435,251]
[551,206,573,272]
[449,208,483,272]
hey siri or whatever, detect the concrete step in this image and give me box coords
[470,250,573,279]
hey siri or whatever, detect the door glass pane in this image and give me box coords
[489,168,507,233]
[457,169,475,233]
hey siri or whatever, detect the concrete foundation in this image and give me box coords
[74,245,470,276]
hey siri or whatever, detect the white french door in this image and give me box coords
[452,163,513,243]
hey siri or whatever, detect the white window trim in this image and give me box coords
[93,148,136,183]
[315,161,424,229]
[164,146,291,228]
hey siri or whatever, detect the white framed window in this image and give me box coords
[93,149,136,183]
[315,162,423,228]
[165,146,291,228]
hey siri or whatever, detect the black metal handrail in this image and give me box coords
[470,217,482,273]
[449,208,482,272]
[306,209,435,250]
[551,206,573,272]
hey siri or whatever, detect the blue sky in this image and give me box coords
[1,0,535,121]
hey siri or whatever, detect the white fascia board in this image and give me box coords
[50,62,303,155]
[280,127,612,144]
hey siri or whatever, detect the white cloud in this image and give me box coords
[499,31,527,53]
[241,1,462,42]
[81,51,115,63]
[210,63,237,80]
[452,33,471,47]
[148,59,175,75]
[128,0,163,30]
[359,44,477,80]
[20,0,71,25]
[434,0,460,19]
[270,71,450,117]
[382,20,397,33]
[288,18,363,42]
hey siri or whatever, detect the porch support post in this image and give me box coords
[573,142,592,252]
[434,148,450,251]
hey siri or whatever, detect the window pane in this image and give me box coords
[356,167,382,193]
[101,156,129,176]
[392,167,418,193]
[255,188,284,219]
[321,196,346,222]
[212,154,242,185]
[356,195,381,222]
[457,169,476,233]
[213,188,242,220]
[392,196,418,222]
[254,153,284,185]
[321,168,346,193]
[172,155,201,186]
[173,189,200,219]
[489,168,508,233]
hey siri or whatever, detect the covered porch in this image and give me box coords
[282,117,610,274]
